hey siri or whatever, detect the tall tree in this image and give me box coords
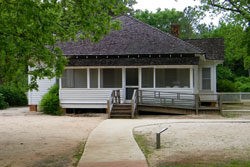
[199,0,250,24]
[0,0,127,90]
[198,0,250,72]
[202,22,248,77]
[134,8,199,39]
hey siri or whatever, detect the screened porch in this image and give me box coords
[59,66,195,108]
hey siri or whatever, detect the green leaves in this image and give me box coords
[0,0,127,90]
[133,7,206,39]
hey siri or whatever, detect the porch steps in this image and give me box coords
[110,104,132,119]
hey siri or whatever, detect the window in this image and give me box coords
[142,68,153,88]
[202,68,211,90]
[156,69,190,88]
[62,69,87,88]
[90,69,98,88]
[100,69,122,88]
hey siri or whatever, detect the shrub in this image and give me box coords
[216,65,235,80]
[0,93,8,109]
[217,80,239,92]
[0,86,28,106]
[39,84,63,115]
[235,77,250,92]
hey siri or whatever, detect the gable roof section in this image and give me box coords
[57,15,203,56]
[185,38,224,60]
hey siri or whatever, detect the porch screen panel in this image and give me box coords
[74,69,87,88]
[156,69,190,88]
[62,69,74,88]
[61,69,87,88]
[90,69,98,88]
[100,69,122,88]
[202,68,211,90]
[142,68,153,88]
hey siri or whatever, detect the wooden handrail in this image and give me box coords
[131,89,138,119]
[107,89,121,118]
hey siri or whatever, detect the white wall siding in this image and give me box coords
[59,89,124,108]
[28,76,56,105]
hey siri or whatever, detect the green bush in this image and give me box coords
[235,77,250,92]
[217,80,239,92]
[39,84,63,115]
[0,93,9,109]
[0,86,27,106]
[216,65,235,80]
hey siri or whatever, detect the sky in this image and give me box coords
[133,0,221,26]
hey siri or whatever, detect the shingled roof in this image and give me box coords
[185,38,224,60]
[57,15,203,56]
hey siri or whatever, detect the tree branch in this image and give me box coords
[209,0,243,14]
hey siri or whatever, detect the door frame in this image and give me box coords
[125,68,139,103]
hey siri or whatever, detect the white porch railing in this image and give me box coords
[220,92,250,103]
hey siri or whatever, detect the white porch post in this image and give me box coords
[138,67,142,89]
[98,68,100,88]
[59,78,62,89]
[194,65,199,93]
[190,67,193,90]
[213,64,217,93]
[122,68,126,103]
[87,68,90,88]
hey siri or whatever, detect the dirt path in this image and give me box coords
[134,120,250,167]
[0,107,105,167]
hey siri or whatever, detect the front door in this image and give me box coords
[126,68,138,102]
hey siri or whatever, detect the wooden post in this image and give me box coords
[156,133,161,149]
[240,92,242,102]
[118,90,121,104]
[107,100,110,116]
[139,90,143,104]
[219,93,223,113]
[62,108,67,115]
[177,93,180,100]
[131,99,134,119]
[195,94,199,115]
[114,91,117,104]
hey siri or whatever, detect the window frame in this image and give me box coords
[201,67,212,91]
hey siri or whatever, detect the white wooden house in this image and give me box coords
[28,15,224,112]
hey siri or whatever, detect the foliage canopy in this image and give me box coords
[133,8,206,39]
[0,0,127,90]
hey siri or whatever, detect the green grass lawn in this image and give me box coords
[157,160,250,167]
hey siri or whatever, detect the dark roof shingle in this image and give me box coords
[58,15,203,56]
[185,38,224,60]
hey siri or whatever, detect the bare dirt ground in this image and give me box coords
[139,113,250,120]
[223,102,250,110]
[134,116,250,167]
[0,107,106,167]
